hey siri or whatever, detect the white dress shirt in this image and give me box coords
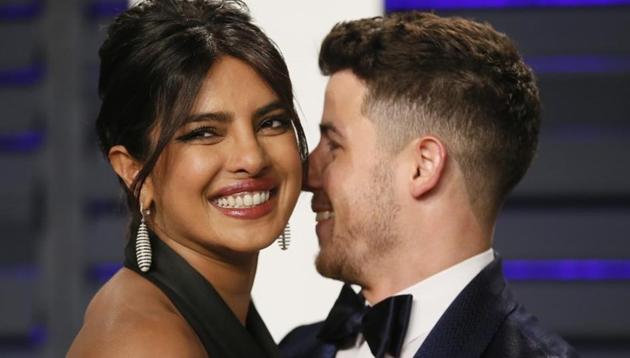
[336,249,495,358]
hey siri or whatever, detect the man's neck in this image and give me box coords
[359,232,491,304]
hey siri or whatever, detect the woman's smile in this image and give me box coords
[210,177,279,219]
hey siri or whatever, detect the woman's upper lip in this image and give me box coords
[211,177,277,199]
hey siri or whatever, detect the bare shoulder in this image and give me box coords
[68,268,207,357]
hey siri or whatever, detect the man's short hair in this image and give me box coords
[319,12,540,214]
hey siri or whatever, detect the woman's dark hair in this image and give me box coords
[96,0,307,236]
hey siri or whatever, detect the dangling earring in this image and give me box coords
[277,223,291,250]
[136,202,152,272]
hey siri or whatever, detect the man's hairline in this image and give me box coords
[332,70,500,222]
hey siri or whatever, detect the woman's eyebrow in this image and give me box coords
[253,101,285,119]
[185,111,232,123]
[184,101,285,124]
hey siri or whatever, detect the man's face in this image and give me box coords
[306,70,400,285]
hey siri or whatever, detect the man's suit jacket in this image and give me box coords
[280,258,578,357]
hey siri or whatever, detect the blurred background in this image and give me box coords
[0,0,628,357]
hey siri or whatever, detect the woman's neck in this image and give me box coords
[160,236,258,325]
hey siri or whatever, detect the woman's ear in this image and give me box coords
[109,145,155,211]
[108,145,141,190]
[410,136,446,198]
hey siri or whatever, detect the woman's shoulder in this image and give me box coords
[67,267,207,357]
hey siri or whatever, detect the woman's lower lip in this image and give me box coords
[212,197,274,219]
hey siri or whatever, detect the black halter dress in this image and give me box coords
[123,234,280,357]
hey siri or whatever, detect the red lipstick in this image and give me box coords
[210,177,277,220]
[215,199,275,219]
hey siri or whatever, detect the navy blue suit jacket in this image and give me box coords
[280,258,578,357]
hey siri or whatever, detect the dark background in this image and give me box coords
[1,0,629,356]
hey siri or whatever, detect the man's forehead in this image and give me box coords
[326,70,366,97]
[322,70,368,134]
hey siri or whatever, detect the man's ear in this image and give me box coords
[108,145,142,190]
[409,136,446,198]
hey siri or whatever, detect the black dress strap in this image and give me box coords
[124,233,280,358]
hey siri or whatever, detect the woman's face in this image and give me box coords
[147,56,302,257]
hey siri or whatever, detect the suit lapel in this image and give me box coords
[318,343,339,358]
[413,257,518,358]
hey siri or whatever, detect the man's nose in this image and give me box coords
[302,143,324,192]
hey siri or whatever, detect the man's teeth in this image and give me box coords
[215,191,271,209]
[316,211,335,222]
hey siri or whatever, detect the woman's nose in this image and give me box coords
[226,131,269,176]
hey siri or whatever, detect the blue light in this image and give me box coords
[87,0,128,19]
[0,131,44,153]
[526,55,630,74]
[89,263,123,284]
[85,197,126,219]
[386,0,630,11]
[28,325,47,347]
[0,265,39,280]
[0,62,45,87]
[504,259,630,281]
[0,0,43,21]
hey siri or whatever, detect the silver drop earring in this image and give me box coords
[136,203,152,272]
[277,223,291,250]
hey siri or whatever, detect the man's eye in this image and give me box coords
[327,140,340,151]
[176,126,218,142]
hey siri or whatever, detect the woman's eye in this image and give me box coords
[176,126,219,142]
[259,116,291,133]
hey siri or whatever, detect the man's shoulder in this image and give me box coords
[280,321,329,357]
[486,303,579,358]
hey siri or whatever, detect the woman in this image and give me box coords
[68,0,307,356]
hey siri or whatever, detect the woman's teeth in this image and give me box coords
[316,211,335,221]
[214,191,271,209]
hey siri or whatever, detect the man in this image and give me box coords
[280,12,577,358]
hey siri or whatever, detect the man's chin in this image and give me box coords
[314,249,361,284]
[314,251,336,279]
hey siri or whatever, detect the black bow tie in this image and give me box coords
[317,284,413,358]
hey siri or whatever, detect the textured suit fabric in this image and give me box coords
[280,258,578,358]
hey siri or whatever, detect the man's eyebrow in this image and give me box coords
[319,122,343,139]
[185,111,232,123]
[254,101,286,119]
